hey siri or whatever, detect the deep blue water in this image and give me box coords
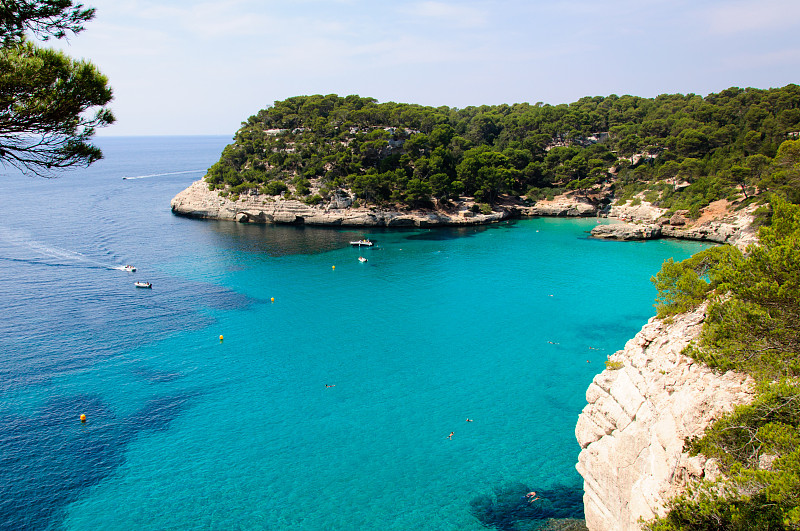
[0,137,708,530]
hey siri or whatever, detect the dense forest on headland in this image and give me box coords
[206,85,800,214]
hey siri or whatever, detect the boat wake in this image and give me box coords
[122,169,205,180]
[0,226,128,271]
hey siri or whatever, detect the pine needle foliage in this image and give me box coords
[647,196,800,530]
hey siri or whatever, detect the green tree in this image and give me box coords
[648,198,800,530]
[761,140,800,203]
[404,178,432,207]
[699,197,800,377]
[651,245,741,317]
[0,0,94,44]
[0,0,113,175]
[726,165,751,199]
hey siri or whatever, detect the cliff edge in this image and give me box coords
[575,306,754,530]
[170,180,600,227]
[591,199,759,247]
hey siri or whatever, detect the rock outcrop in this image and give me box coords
[591,200,758,247]
[170,180,513,227]
[661,215,757,248]
[170,180,600,227]
[590,223,662,241]
[608,203,666,223]
[575,306,754,530]
[518,197,598,217]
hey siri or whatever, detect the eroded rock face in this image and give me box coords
[170,180,510,227]
[608,203,666,223]
[169,180,603,227]
[590,216,756,246]
[575,306,754,530]
[597,200,758,247]
[590,223,662,241]
[661,216,757,248]
[520,198,598,217]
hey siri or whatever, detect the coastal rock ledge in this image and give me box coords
[170,180,599,227]
[170,180,511,227]
[575,306,754,531]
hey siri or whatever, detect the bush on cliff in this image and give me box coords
[646,197,800,529]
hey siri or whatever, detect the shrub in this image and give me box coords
[305,194,323,205]
[263,180,288,196]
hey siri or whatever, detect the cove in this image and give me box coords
[0,137,709,530]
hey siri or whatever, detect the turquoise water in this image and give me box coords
[0,138,709,530]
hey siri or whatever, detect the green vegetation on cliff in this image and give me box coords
[647,193,800,530]
[207,86,800,211]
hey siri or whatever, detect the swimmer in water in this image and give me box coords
[447,432,454,440]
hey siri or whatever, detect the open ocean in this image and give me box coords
[0,136,708,530]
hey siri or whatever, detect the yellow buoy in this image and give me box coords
[271,297,275,303]
[332,265,335,270]
[80,414,86,423]
[219,335,224,341]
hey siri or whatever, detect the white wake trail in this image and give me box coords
[0,226,127,270]
[122,169,205,180]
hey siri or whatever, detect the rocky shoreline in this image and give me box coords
[172,178,764,530]
[170,180,600,227]
[591,200,759,247]
[575,305,755,530]
[171,180,756,247]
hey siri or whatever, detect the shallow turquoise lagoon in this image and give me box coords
[0,137,708,530]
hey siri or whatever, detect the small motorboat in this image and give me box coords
[123,265,136,272]
[358,256,368,263]
[134,281,152,289]
[350,239,373,247]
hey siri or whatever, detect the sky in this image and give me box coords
[50,0,800,136]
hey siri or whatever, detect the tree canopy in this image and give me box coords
[0,0,95,44]
[0,0,113,176]
[647,197,800,530]
[207,87,800,209]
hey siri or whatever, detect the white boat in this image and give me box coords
[358,256,368,263]
[134,281,152,288]
[123,265,136,272]
[350,239,373,247]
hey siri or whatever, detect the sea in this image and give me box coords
[0,136,709,530]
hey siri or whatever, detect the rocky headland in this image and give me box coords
[170,179,601,227]
[590,199,759,247]
[575,305,755,530]
[172,181,757,247]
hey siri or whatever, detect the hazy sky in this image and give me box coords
[52,0,800,136]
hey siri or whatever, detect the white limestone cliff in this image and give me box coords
[170,180,599,227]
[575,306,755,530]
